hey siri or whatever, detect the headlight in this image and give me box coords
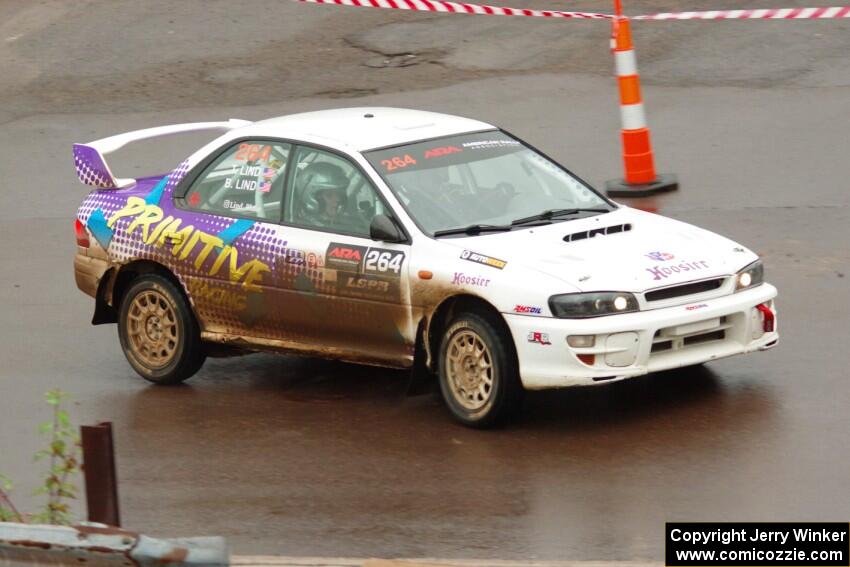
[735,259,764,291]
[548,292,639,318]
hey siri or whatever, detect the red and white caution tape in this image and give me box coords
[294,0,850,21]
[633,6,850,20]
[295,0,613,19]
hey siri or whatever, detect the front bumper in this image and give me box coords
[505,283,778,390]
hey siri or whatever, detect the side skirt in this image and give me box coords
[200,331,413,370]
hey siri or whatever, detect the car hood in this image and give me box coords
[439,207,758,293]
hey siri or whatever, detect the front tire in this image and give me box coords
[118,274,205,385]
[438,311,523,428]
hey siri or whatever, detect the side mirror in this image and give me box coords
[369,214,405,242]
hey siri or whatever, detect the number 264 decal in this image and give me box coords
[234,143,272,162]
[380,154,416,172]
[364,249,404,275]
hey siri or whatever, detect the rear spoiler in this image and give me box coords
[72,119,251,189]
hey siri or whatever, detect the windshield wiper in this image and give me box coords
[510,208,610,226]
[433,224,514,237]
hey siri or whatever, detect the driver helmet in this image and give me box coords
[298,162,348,215]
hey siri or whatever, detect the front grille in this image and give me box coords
[651,316,730,355]
[683,329,725,346]
[645,278,725,302]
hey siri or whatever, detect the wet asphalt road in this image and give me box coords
[1,0,849,561]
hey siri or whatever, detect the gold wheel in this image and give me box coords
[445,329,494,411]
[125,289,179,369]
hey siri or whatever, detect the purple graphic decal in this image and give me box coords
[86,208,114,249]
[73,144,116,188]
[144,175,169,205]
[164,160,190,193]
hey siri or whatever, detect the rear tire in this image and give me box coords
[438,310,524,428]
[118,274,205,385]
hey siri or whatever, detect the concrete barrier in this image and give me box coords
[0,522,228,566]
[232,557,659,567]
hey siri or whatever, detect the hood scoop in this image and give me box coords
[563,223,632,243]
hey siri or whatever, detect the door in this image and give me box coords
[278,144,414,365]
[177,139,292,337]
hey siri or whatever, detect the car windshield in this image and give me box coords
[364,130,613,236]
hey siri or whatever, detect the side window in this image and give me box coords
[184,141,291,221]
[285,146,390,237]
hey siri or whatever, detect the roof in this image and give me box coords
[238,107,495,152]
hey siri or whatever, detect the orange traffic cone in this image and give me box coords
[605,12,678,197]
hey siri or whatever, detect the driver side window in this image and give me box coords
[285,146,388,237]
[184,140,290,221]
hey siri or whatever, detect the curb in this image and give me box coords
[233,557,660,567]
[0,522,227,567]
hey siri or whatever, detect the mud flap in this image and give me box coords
[406,320,436,396]
[92,270,118,325]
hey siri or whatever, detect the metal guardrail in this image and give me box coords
[0,522,228,566]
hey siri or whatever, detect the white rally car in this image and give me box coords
[72,107,778,427]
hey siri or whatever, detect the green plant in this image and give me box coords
[32,390,81,525]
[0,474,23,522]
[0,390,80,525]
